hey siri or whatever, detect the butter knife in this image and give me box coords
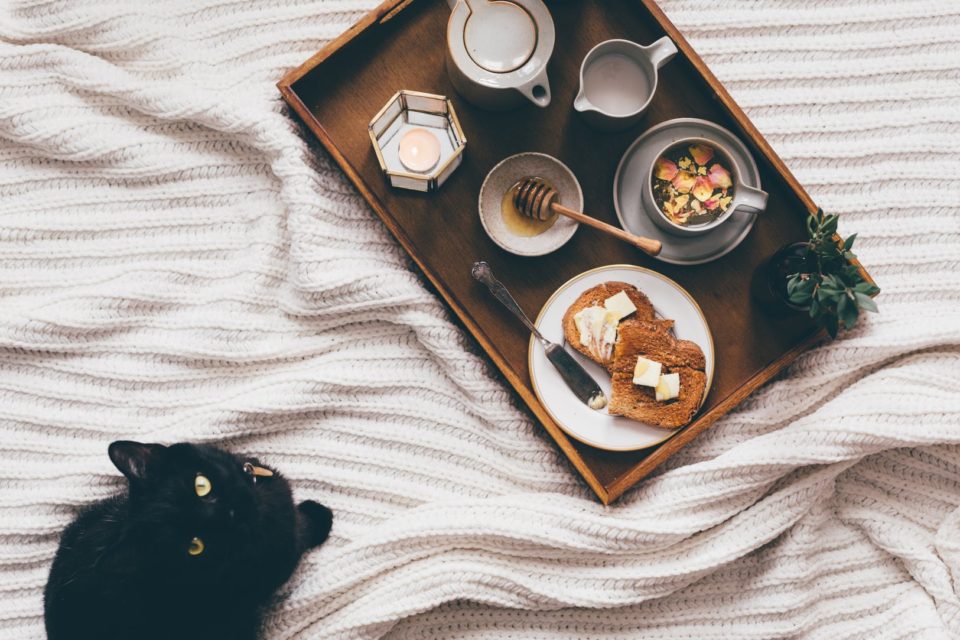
[471,261,607,410]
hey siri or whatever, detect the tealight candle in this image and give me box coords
[397,127,441,173]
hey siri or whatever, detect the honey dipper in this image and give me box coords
[514,178,662,256]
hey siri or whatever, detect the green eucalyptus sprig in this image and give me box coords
[785,209,879,338]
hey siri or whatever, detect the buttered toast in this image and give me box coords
[561,282,655,368]
[607,319,706,428]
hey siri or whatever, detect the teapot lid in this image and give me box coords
[462,1,536,73]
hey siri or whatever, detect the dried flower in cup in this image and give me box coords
[652,143,733,226]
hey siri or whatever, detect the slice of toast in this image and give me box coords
[561,282,656,368]
[608,319,707,429]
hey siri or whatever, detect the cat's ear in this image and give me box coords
[108,441,167,483]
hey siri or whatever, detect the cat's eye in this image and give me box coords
[188,537,205,556]
[194,474,212,497]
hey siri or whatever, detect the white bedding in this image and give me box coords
[1,0,959,638]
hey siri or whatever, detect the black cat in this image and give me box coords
[44,441,332,640]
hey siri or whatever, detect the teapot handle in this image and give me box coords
[516,71,552,108]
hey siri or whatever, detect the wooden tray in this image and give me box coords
[278,0,874,503]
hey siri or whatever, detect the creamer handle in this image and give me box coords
[645,36,678,69]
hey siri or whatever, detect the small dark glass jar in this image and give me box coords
[751,241,814,314]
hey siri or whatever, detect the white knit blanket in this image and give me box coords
[2,0,960,638]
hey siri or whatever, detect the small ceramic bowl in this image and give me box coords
[478,153,582,256]
[645,136,768,237]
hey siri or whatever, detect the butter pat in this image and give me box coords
[655,373,680,401]
[574,307,607,348]
[603,291,637,322]
[574,306,618,361]
[632,356,662,387]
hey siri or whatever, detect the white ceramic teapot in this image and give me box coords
[445,0,555,110]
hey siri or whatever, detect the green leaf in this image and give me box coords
[787,274,801,295]
[807,214,818,237]
[853,282,879,295]
[823,215,839,236]
[838,294,859,330]
[789,292,812,306]
[819,291,841,304]
[819,240,841,256]
[840,265,862,286]
[822,313,839,339]
[844,306,860,330]
[854,292,879,313]
[789,276,815,299]
[844,264,861,277]
[844,233,857,251]
[809,297,820,318]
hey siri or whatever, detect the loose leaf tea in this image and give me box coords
[652,143,734,226]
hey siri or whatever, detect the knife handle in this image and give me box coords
[471,261,543,340]
[472,261,605,410]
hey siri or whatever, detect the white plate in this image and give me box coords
[528,265,714,451]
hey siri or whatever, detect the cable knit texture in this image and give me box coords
[1,0,959,638]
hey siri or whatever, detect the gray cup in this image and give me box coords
[645,136,768,237]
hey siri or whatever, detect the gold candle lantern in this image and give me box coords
[369,90,466,193]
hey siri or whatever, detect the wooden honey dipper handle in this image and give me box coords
[549,199,662,256]
[545,191,662,256]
